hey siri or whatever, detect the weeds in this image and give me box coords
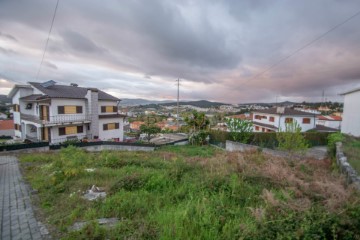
[19,145,360,239]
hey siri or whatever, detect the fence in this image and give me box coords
[0,142,49,152]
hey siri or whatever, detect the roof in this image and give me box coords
[19,94,48,101]
[317,115,342,121]
[311,125,339,132]
[253,107,316,116]
[29,82,120,101]
[340,87,360,95]
[0,120,14,130]
[252,121,278,130]
[7,84,32,98]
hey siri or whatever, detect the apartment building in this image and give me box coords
[252,107,316,132]
[8,80,125,144]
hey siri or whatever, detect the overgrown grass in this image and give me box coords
[20,145,360,239]
[343,136,360,174]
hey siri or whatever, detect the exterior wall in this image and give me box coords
[98,100,118,114]
[278,115,315,132]
[86,90,99,138]
[341,91,360,137]
[98,118,124,141]
[50,124,90,144]
[12,88,34,138]
[49,98,87,120]
[317,120,341,130]
[81,144,154,152]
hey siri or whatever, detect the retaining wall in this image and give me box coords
[81,144,155,152]
[336,142,360,190]
[226,140,327,160]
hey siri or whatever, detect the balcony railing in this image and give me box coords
[21,113,91,125]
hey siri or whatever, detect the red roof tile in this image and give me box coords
[0,120,14,130]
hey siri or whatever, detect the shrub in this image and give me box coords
[226,118,253,143]
[276,121,308,153]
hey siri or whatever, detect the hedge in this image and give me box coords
[0,142,49,152]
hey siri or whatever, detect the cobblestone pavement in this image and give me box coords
[0,156,43,240]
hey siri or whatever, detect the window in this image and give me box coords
[58,106,83,114]
[302,118,311,124]
[13,104,20,112]
[269,116,275,122]
[103,122,120,131]
[58,126,84,136]
[101,106,117,113]
[255,126,260,131]
[255,115,267,120]
[285,118,293,123]
[14,124,21,132]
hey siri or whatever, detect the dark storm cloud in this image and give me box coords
[0,0,360,102]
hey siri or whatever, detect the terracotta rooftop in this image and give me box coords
[0,120,14,130]
[317,115,342,121]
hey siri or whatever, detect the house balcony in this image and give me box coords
[21,113,91,126]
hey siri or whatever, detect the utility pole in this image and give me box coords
[176,78,180,130]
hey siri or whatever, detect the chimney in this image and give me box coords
[276,106,285,114]
[86,88,99,139]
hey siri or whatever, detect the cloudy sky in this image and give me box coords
[1,0,360,103]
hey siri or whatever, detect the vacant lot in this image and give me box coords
[20,145,360,239]
[343,136,360,174]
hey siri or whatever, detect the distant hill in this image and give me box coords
[120,98,175,106]
[160,100,227,108]
[0,95,11,103]
[239,101,298,107]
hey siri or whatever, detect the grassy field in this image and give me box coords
[343,136,360,174]
[20,145,360,239]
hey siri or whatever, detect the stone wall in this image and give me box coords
[0,146,50,155]
[336,142,360,190]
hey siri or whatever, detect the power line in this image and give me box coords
[244,9,360,84]
[35,0,60,81]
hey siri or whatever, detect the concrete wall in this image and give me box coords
[98,118,124,141]
[80,144,154,152]
[336,142,360,190]
[342,91,360,137]
[0,129,14,137]
[0,146,49,154]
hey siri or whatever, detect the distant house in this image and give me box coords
[0,119,14,137]
[341,87,360,137]
[316,115,342,130]
[252,107,317,132]
[8,81,126,144]
[130,121,145,131]
[0,112,8,119]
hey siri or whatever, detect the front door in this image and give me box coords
[41,127,51,142]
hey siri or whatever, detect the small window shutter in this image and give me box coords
[76,106,83,113]
[103,124,108,130]
[77,126,83,133]
[58,106,65,114]
[115,123,119,129]
[101,106,106,113]
[59,127,66,136]
[113,106,117,112]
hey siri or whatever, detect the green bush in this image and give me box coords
[276,121,308,153]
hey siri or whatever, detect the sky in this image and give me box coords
[0,0,360,104]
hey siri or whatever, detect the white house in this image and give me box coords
[8,80,126,144]
[316,115,342,130]
[252,107,317,132]
[341,87,360,137]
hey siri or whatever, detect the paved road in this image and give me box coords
[0,156,43,240]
